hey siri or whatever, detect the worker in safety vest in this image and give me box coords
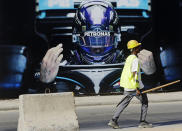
[108,40,153,129]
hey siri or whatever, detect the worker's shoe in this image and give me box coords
[108,119,119,129]
[138,121,153,128]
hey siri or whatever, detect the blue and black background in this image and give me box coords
[0,0,182,98]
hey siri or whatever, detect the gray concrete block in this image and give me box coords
[18,92,79,131]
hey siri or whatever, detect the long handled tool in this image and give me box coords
[117,80,181,107]
[141,80,181,94]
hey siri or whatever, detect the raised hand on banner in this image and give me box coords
[40,44,63,83]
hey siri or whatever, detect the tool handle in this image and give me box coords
[142,80,181,94]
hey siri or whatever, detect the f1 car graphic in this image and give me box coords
[34,0,162,94]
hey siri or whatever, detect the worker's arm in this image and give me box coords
[133,71,141,96]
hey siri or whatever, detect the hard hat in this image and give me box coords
[127,40,141,49]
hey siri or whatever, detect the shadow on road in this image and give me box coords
[153,120,182,127]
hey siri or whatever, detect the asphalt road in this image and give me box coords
[0,102,182,131]
[0,110,18,131]
[77,102,182,130]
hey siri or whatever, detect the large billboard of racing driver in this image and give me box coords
[33,0,181,95]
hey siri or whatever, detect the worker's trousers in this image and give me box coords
[112,90,148,122]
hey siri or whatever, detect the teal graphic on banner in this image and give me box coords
[38,0,149,10]
[116,0,149,10]
[39,0,74,10]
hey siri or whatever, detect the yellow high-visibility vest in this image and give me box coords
[120,55,139,90]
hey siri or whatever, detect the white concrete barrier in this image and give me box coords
[18,92,79,131]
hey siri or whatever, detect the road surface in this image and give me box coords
[0,101,182,131]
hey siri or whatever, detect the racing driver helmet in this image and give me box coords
[72,0,121,64]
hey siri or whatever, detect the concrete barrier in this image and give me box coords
[18,92,79,131]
